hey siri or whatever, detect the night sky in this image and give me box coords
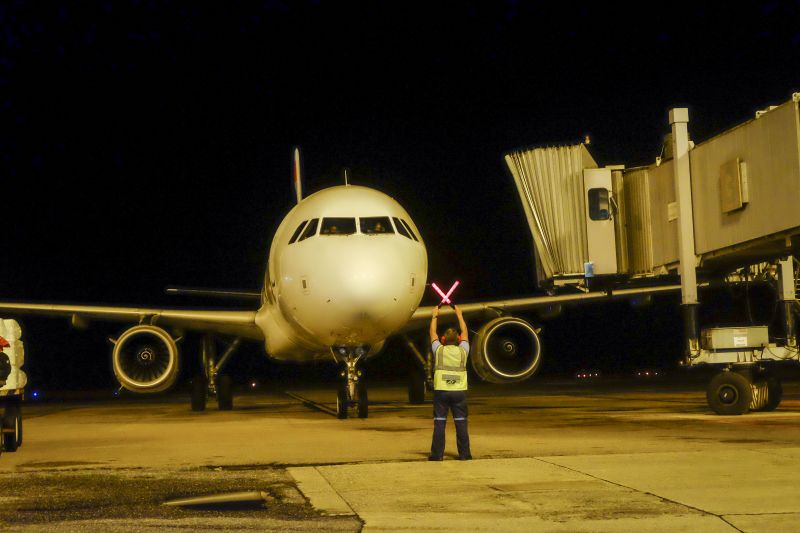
[2,1,800,389]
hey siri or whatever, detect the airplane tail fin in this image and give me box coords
[293,147,303,204]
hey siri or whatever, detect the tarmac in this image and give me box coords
[2,374,800,531]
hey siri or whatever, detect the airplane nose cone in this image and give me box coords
[334,249,403,320]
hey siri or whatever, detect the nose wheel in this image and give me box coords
[334,346,369,419]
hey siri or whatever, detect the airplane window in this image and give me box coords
[298,218,319,241]
[393,217,412,239]
[400,219,419,241]
[360,216,394,235]
[321,217,356,235]
[288,220,308,244]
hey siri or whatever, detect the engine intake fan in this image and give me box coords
[112,325,179,393]
[471,316,542,384]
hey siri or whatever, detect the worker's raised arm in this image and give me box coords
[429,306,439,343]
[455,305,468,343]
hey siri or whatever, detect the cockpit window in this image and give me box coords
[393,217,412,240]
[298,218,319,242]
[400,219,419,241]
[360,216,394,235]
[321,217,356,235]
[288,220,308,244]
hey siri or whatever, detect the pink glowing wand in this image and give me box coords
[431,281,460,308]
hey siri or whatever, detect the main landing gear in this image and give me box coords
[333,346,369,419]
[403,335,430,404]
[706,366,783,415]
[191,335,242,412]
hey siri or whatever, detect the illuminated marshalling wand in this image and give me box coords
[431,281,460,308]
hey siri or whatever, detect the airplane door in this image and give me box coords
[583,168,617,276]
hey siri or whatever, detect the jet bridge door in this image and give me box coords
[583,168,618,275]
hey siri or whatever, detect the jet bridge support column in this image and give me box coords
[778,257,797,348]
[670,108,700,362]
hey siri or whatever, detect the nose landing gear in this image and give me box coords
[333,346,369,419]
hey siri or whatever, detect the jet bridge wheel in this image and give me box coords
[707,371,752,416]
[2,400,21,452]
[216,375,234,411]
[191,374,208,412]
[752,376,783,412]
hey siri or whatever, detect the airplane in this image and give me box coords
[0,148,681,419]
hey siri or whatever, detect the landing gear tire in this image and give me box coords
[2,402,21,452]
[217,375,234,411]
[707,371,752,415]
[357,380,369,419]
[191,374,208,412]
[408,368,425,404]
[336,384,349,419]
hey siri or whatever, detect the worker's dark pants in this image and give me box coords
[430,390,471,459]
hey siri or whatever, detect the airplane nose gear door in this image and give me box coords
[333,346,369,419]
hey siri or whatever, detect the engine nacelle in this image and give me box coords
[112,325,179,393]
[471,316,542,384]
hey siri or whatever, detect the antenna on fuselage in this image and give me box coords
[344,168,350,186]
[293,147,303,204]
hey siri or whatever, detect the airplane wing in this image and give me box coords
[399,284,682,334]
[0,302,263,340]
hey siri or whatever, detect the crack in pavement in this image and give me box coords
[534,457,744,532]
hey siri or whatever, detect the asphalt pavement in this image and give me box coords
[2,375,800,531]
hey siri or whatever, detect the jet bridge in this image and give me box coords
[505,93,800,415]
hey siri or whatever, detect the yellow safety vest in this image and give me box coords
[433,344,468,391]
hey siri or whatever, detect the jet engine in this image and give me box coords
[470,316,542,384]
[111,325,179,393]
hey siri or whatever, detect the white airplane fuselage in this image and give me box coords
[254,185,428,361]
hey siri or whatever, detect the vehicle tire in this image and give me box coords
[707,371,752,415]
[15,401,22,448]
[2,403,21,452]
[191,374,208,412]
[357,380,368,419]
[336,384,349,419]
[760,377,783,411]
[217,375,234,411]
[408,368,425,404]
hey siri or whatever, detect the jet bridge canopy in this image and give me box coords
[505,143,598,283]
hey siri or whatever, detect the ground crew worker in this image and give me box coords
[428,304,472,461]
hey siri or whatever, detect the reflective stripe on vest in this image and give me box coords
[434,344,468,391]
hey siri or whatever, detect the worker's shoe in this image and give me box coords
[427,456,443,461]
[458,455,472,461]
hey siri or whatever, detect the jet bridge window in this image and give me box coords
[288,220,308,244]
[399,218,419,241]
[321,217,356,235]
[588,188,611,221]
[298,218,319,242]
[393,217,412,240]
[360,216,394,234]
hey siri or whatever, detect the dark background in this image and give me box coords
[2,1,799,390]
